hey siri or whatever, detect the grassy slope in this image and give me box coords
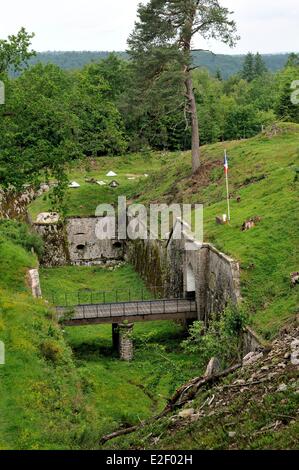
[40,264,156,305]
[0,237,99,449]
[136,125,299,337]
[39,265,203,439]
[29,153,163,219]
[30,123,299,337]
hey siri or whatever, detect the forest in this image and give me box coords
[1,27,298,199]
[29,50,290,78]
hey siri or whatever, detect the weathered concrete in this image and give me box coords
[127,218,241,323]
[34,215,241,327]
[66,217,124,265]
[34,216,125,266]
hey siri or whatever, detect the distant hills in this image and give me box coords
[28,51,292,78]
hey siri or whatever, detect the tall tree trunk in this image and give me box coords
[185,70,200,173]
[183,3,201,174]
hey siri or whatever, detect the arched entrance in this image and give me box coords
[186,263,196,300]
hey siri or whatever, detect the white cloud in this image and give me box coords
[0,0,298,53]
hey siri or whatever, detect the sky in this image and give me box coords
[0,0,298,54]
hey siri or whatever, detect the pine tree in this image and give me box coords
[254,53,268,77]
[128,0,238,174]
[241,53,255,82]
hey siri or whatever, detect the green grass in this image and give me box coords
[0,223,202,449]
[40,264,156,305]
[39,265,202,440]
[31,123,299,337]
[63,320,201,439]
[29,152,165,219]
[3,123,299,449]
[0,230,95,449]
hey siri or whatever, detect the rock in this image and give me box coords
[216,215,225,225]
[178,408,194,419]
[228,431,236,438]
[241,216,262,232]
[28,269,42,298]
[277,362,286,369]
[268,372,278,380]
[40,183,50,193]
[276,383,287,392]
[284,352,291,359]
[204,357,221,377]
[233,379,246,385]
[291,352,299,366]
[243,351,263,365]
[35,212,60,224]
[290,272,299,287]
[261,366,269,372]
[291,339,299,350]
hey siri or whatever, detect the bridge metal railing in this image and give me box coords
[50,285,173,308]
[57,298,197,322]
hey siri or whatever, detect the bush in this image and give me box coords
[181,305,248,368]
[40,339,63,363]
[0,220,44,258]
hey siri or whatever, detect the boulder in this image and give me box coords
[36,212,60,224]
[204,357,221,377]
[241,216,262,231]
[243,351,263,366]
[178,408,194,419]
[290,272,299,287]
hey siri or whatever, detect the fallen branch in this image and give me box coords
[99,363,241,445]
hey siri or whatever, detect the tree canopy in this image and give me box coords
[0,28,35,74]
[128,0,239,172]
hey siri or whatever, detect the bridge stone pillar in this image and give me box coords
[118,323,134,361]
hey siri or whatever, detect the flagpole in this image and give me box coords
[225,149,231,222]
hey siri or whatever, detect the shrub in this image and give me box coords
[181,304,248,368]
[40,339,63,363]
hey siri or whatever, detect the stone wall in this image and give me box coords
[34,214,241,324]
[0,185,49,221]
[33,216,125,267]
[34,223,69,266]
[127,218,241,322]
[126,238,169,295]
[0,188,35,220]
[66,217,124,265]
